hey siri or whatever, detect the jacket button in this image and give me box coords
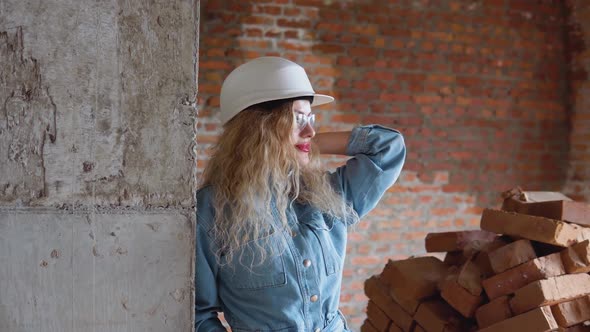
[303,259,311,267]
[310,294,318,302]
[314,329,320,332]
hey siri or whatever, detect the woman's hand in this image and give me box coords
[314,131,351,155]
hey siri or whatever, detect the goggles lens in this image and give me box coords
[295,113,315,130]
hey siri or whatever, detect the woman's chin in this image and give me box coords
[296,152,310,166]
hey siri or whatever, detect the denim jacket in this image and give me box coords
[196,125,406,332]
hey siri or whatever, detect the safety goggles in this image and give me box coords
[295,113,315,130]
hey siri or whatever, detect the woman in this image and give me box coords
[196,57,406,332]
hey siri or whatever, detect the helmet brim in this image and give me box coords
[311,94,334,107]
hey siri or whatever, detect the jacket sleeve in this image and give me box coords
[329,124,406,220]
[195,192,227,332]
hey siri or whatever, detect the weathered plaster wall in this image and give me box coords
[0,0,198,331]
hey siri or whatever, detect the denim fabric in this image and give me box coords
[196,125,406,332]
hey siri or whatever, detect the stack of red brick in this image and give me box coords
[362,192,590,332]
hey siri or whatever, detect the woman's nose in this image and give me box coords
[299,123,315,138]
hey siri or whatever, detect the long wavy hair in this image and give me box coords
[201,97,357,267]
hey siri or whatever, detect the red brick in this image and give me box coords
[477,306,558,332]
[380,257,447,314]
[442,184,470,193]
[361,319,379,332]
[412,95,442,105]
[199,83,221,94]
[379,93,412,102]
[365,71,395,81]
[502,199,590,227]
[363,276,414,332]
[198,135,219,144]
[475,295,513,329]
[412,325,425,332]
[561,239,590,274]
[277,18,311,28]
[240,15,274,25]
[413,299,472,332]
[366,301,391,331]
[557,325,590,331]
[200,60,232,70]
[350,47,378,57]
[480,209,590,247]
[205,48,225,57]
[482,252,565,300]
[388,323,402,332]
[196,159,208,169]
[283,7,301,16]
[237,39,272,49]
[443,251,467,266]
[370,232,401,242]
[277,41,311,51]
[352,256,381,266]
[313,44,344,54]
[473,237,512,278]
[258,5,281,15]
[510,274,590,315]
[551,294,590,328]
[488,239,537,274]
[456,260,483,296]
[316,22,344,33]
[424,230,498,253]
[312,67,341,76]
[349,24,378,35]
[264,30,281,38]
[440,277,484,318]
[332,114,361,124]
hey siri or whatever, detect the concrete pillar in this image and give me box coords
[0,0,198,331]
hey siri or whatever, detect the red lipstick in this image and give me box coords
[295,143,311,153]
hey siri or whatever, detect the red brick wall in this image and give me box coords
[197,1,570,329]
[564,1,590,201]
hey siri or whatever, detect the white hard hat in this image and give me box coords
[219,57,334,124]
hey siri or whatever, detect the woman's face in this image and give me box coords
[290,99,315,166]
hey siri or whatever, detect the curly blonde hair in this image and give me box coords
[201,98,357,267]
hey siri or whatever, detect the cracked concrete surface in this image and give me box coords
[0,210,194,331]
[0,28,57,203]
[0,0,197,208]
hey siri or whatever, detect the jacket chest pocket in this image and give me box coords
[299,210,341,277]
[221,233,287,290]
